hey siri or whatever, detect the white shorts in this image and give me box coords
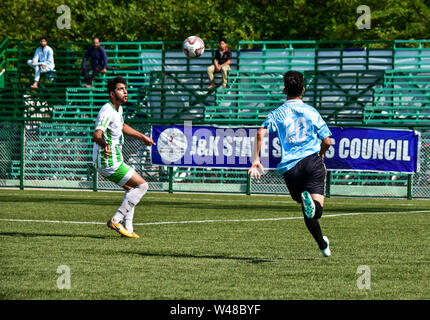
[96,162,136,187]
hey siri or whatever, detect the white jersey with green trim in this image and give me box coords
[92,101,125,169]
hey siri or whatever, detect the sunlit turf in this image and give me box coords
[1,189,429,299]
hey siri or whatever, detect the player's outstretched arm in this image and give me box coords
[248,127,267,179]
[123,123,156,146]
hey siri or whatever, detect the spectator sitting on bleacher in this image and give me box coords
[27,37,55,88]
[207,38,232,89]
[81,37,108,88]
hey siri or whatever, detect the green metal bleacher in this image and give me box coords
[143,70,216,122]
[208,71,284,123]
[3,39,430,126]
[237,41,316,72]
[0,40,165,120]
[1,39,429,197]
[211,69,386,125]
[364,69,430,125]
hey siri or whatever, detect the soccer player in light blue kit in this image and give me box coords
[249,71,332,257]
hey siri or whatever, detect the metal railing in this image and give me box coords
[1,40,430,198]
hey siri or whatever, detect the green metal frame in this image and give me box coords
[0,39,429,198]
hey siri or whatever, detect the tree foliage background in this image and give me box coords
[1,0,429,43]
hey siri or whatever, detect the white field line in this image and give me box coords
[0,193,296,204]
[0,210,429,227]
[144,197,419,206]
[0,192,422,206]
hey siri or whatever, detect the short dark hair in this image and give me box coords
[283,71,304,97]
[219,38,227,44]
[107,77,127,93]
[40,36,48,42]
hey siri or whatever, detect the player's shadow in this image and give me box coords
[0,195,122,207]
[0,231,108,240]
[123,251,279,264]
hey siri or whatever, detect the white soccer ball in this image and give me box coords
[182,36,205,58]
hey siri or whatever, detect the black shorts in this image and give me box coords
[282,153,327,203]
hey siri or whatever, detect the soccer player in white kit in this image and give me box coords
[92,77,155,238]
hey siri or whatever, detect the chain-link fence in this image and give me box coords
[0,121,21,187]
[1,121,429,199]
[23,122,94,189]
[250,170,289,194]
[250,170,412,198]
[412,131,430,198]
[171,167,248,193]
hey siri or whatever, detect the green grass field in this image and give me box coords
[1,189,429,300]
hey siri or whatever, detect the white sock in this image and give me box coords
[113,182,148,227]
[112,212,124,224]
[112,190,130,223]
[124,207,135,233]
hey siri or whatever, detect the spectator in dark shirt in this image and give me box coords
[207,38,232,89]
[81,37,108,87]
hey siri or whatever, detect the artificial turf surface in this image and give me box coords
[0,189,429,300]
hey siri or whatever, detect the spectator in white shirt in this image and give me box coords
[27,37,55,88]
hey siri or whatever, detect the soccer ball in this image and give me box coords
[182,36,205,58]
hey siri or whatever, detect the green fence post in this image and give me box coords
[326,171,331,198]
[0,69,4,89]
[168,166,174,193]
[93,167,98,192]
[162,42,165,73]
[246,172,251,195]
[407,174,413,200]
[237,42,240,72]
[19,121,24,190]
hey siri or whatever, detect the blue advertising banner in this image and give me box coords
[151,124,420,173]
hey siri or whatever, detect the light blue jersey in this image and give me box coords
[262,99,332,174]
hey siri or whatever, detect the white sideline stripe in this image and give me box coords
[0,218,104,225]
[0,192,421,206]
[0,191,296,203]
[0,193,297,204]
[0,210,429,226]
